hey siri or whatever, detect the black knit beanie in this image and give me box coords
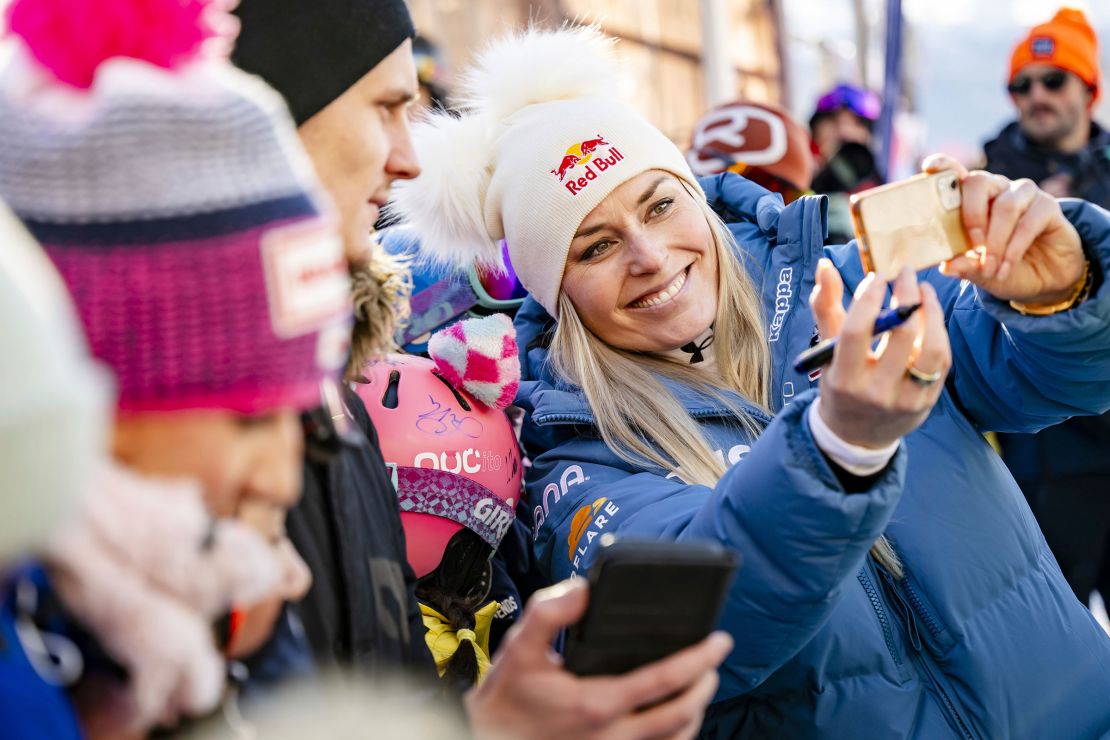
[232,0,415,125]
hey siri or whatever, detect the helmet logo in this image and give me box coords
[687,105,788,176]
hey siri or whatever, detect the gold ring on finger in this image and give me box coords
[906,363,942,387]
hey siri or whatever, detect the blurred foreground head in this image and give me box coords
[0,203,111,562]
[0,0,352,514]
[687,99,814,203]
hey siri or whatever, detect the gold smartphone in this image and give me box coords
[850,171,971,275]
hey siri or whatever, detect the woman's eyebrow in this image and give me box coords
[574,222,606,240]
[636,176,669,206]
[573,177,672,240]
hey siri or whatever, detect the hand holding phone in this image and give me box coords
[465,576,732,740]
[918,154,1087,309]
[851,171,971,276]
[563,537,739,677]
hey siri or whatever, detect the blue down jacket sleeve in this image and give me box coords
[530,392,906,694]
[825,199,1110,434]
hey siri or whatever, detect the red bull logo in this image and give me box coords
[549,134,624,196]
[567,496,620,569]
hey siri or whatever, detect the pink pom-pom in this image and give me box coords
[428,314,520,410]
[6,0,218,89]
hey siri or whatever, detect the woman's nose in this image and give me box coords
[625,234,668,276]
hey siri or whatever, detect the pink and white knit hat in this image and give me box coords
[0,0,352,414]
[427,313,520,410]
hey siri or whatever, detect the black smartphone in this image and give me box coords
[563,536,740,676]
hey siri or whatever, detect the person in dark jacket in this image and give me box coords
[808,83,885,243]
[983,7,1110,607]
[233,4,731,738]
[232,0,435,680]
[392,25,1110,738]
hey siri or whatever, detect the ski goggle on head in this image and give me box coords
[398,239,527,349]
[814,84,881,122]
[472,240,528,306]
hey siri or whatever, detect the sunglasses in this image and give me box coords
[1008,70,1069,95]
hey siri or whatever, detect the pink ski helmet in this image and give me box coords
[358,347,521,578]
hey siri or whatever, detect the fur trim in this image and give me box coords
[386,112,501,270]
[460,24,619,121]
[346,244,412,380]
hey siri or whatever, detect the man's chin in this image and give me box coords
[1020,121,1066,147]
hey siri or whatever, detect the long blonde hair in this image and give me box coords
[550,191,903,577]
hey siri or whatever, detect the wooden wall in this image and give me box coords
[406,0,783,148]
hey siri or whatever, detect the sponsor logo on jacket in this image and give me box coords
[533,464,590,537]
[494,595,519,621]
[767,267,793,343]
[550,134,626,195]
[567,497,620,570]
[665,444,750,482]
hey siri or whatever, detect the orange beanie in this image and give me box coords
[1010,8,1101,98]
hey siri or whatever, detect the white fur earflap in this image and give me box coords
[386,111,502,269]
[461,24,620,121]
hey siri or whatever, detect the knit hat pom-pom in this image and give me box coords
[386,111,503,270]
[427,314,520,410]
[461,24,620,122]
[6,0,219,89]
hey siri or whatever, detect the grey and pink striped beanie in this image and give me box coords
[0,0,352,414]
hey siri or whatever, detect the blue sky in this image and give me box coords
[783,0,1110,167]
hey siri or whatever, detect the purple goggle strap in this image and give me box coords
[393,465,516,549]
[397,278,480,346]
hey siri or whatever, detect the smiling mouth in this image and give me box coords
[628,266,690,309]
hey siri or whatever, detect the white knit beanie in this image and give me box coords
[389,26,701,316]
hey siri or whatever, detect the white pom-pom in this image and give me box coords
[461,25,619,121]
[387,25,621,271]
[386,111,503,269]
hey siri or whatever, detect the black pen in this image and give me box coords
[792,303,922,374]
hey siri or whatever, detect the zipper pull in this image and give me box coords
[877,563,923,652]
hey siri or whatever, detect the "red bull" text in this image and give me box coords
[563,148,625,195]
[549,134,626,195]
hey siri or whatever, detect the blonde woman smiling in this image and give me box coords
[394,27,1110,740]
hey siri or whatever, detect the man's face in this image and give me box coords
[297,39,421,261]
[1011,64,1093,148]
[812,108,873,161]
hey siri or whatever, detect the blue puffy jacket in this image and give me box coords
[514,173,1110,739]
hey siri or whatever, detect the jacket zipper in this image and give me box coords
[857,567,902,666]
[876,565,976,740]
[902,575,944,641]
